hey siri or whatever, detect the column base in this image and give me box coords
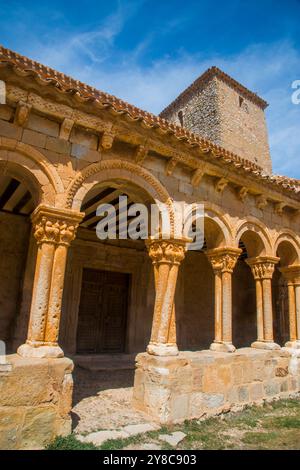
[17,343,64,358]
[285,340,300,349]
[251,340,281,351]
[210,341,236,353]
[146,342,179,356]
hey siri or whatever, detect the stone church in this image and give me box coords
[0,45,300,449]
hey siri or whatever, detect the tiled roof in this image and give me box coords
[160,66,268,118]
[0,45,299,198]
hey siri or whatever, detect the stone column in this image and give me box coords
[17,205,83,358]
[206,247,241,352]
[146,238,188,356]
[280,265,300,349]
[246,256,280,350]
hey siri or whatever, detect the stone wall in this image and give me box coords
[161,76,272,173]
[133,348,300,424]
[217,79,272,173]
[0,355,73,449]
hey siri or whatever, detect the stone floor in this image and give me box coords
[71,354,154,435]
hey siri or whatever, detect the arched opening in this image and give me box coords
[177,216,226,351]
[273,239,300,346]
[0,163,39,353]
[60,178,157,357]
[233,230,264,348]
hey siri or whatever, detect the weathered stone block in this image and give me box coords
[71,143,101,162]
[202,393,224,409]
[189,392,204,418]
[0,104,13,121]
[249,382,263,401]
[264,379,280,397]
[238,385,249,402]
[22,128,46,148]
[0,406,24,450]
[0,356,74,449]
[46,136,71,155]
[0,119,23,140]
[20,405,57,449]
[27,113,59,137]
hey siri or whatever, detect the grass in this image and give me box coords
[47,398,300,450]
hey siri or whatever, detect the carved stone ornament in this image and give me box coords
[147,239,188,265]
[100,129,115,150]
[206,248,241,273]
[31,205,84,247]
[246,256,280,280]
[135,144,148,164]
[59,118,74,140]
[279,265,300,284]
[14,100,32,126]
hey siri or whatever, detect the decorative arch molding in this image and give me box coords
[234,217,273,255]
[203,205,233,247]
[0,137,63,204]
[274,230,300,262]
[65,159,175,232]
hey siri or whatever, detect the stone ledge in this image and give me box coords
[133,349,300,424]
[0,354,74,449]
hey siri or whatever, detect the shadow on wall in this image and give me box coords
[232,259,256,348]
[177,251,214,351]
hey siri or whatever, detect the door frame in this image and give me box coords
[76,267,131,354]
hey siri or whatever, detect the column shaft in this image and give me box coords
[295,284,300,340]
[45,244,69,344]
[279,265,300,348]
[18,205,83,358]
[287,283,297,342]
[147,238,187,357]
[255,279,264,342]
[247,256,280,350]
[207,247,241,353]
[214,271,222,343]
[262,278,274,342]
[222,271,233,343]
[27,242,56,344]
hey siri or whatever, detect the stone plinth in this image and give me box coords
[0,354,73,449]
[133,348,300,424]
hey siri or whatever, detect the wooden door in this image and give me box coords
[76,268,129,353]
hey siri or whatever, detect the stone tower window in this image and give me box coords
[239,96,244,107]
[178,110,184,127]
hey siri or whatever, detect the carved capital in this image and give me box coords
[147,238,188,265]
[31,205,84,247]
[206,247,241,273]
[279,265,300,284]
[246,256,279,279]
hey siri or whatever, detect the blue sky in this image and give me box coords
[0,0,299,177]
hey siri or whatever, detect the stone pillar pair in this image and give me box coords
[146,244,243,356]
[146,237,188,356]
[280,265,300,349]
[206,248,241,352]
[246,257,281,350]
[18,205,83,358]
